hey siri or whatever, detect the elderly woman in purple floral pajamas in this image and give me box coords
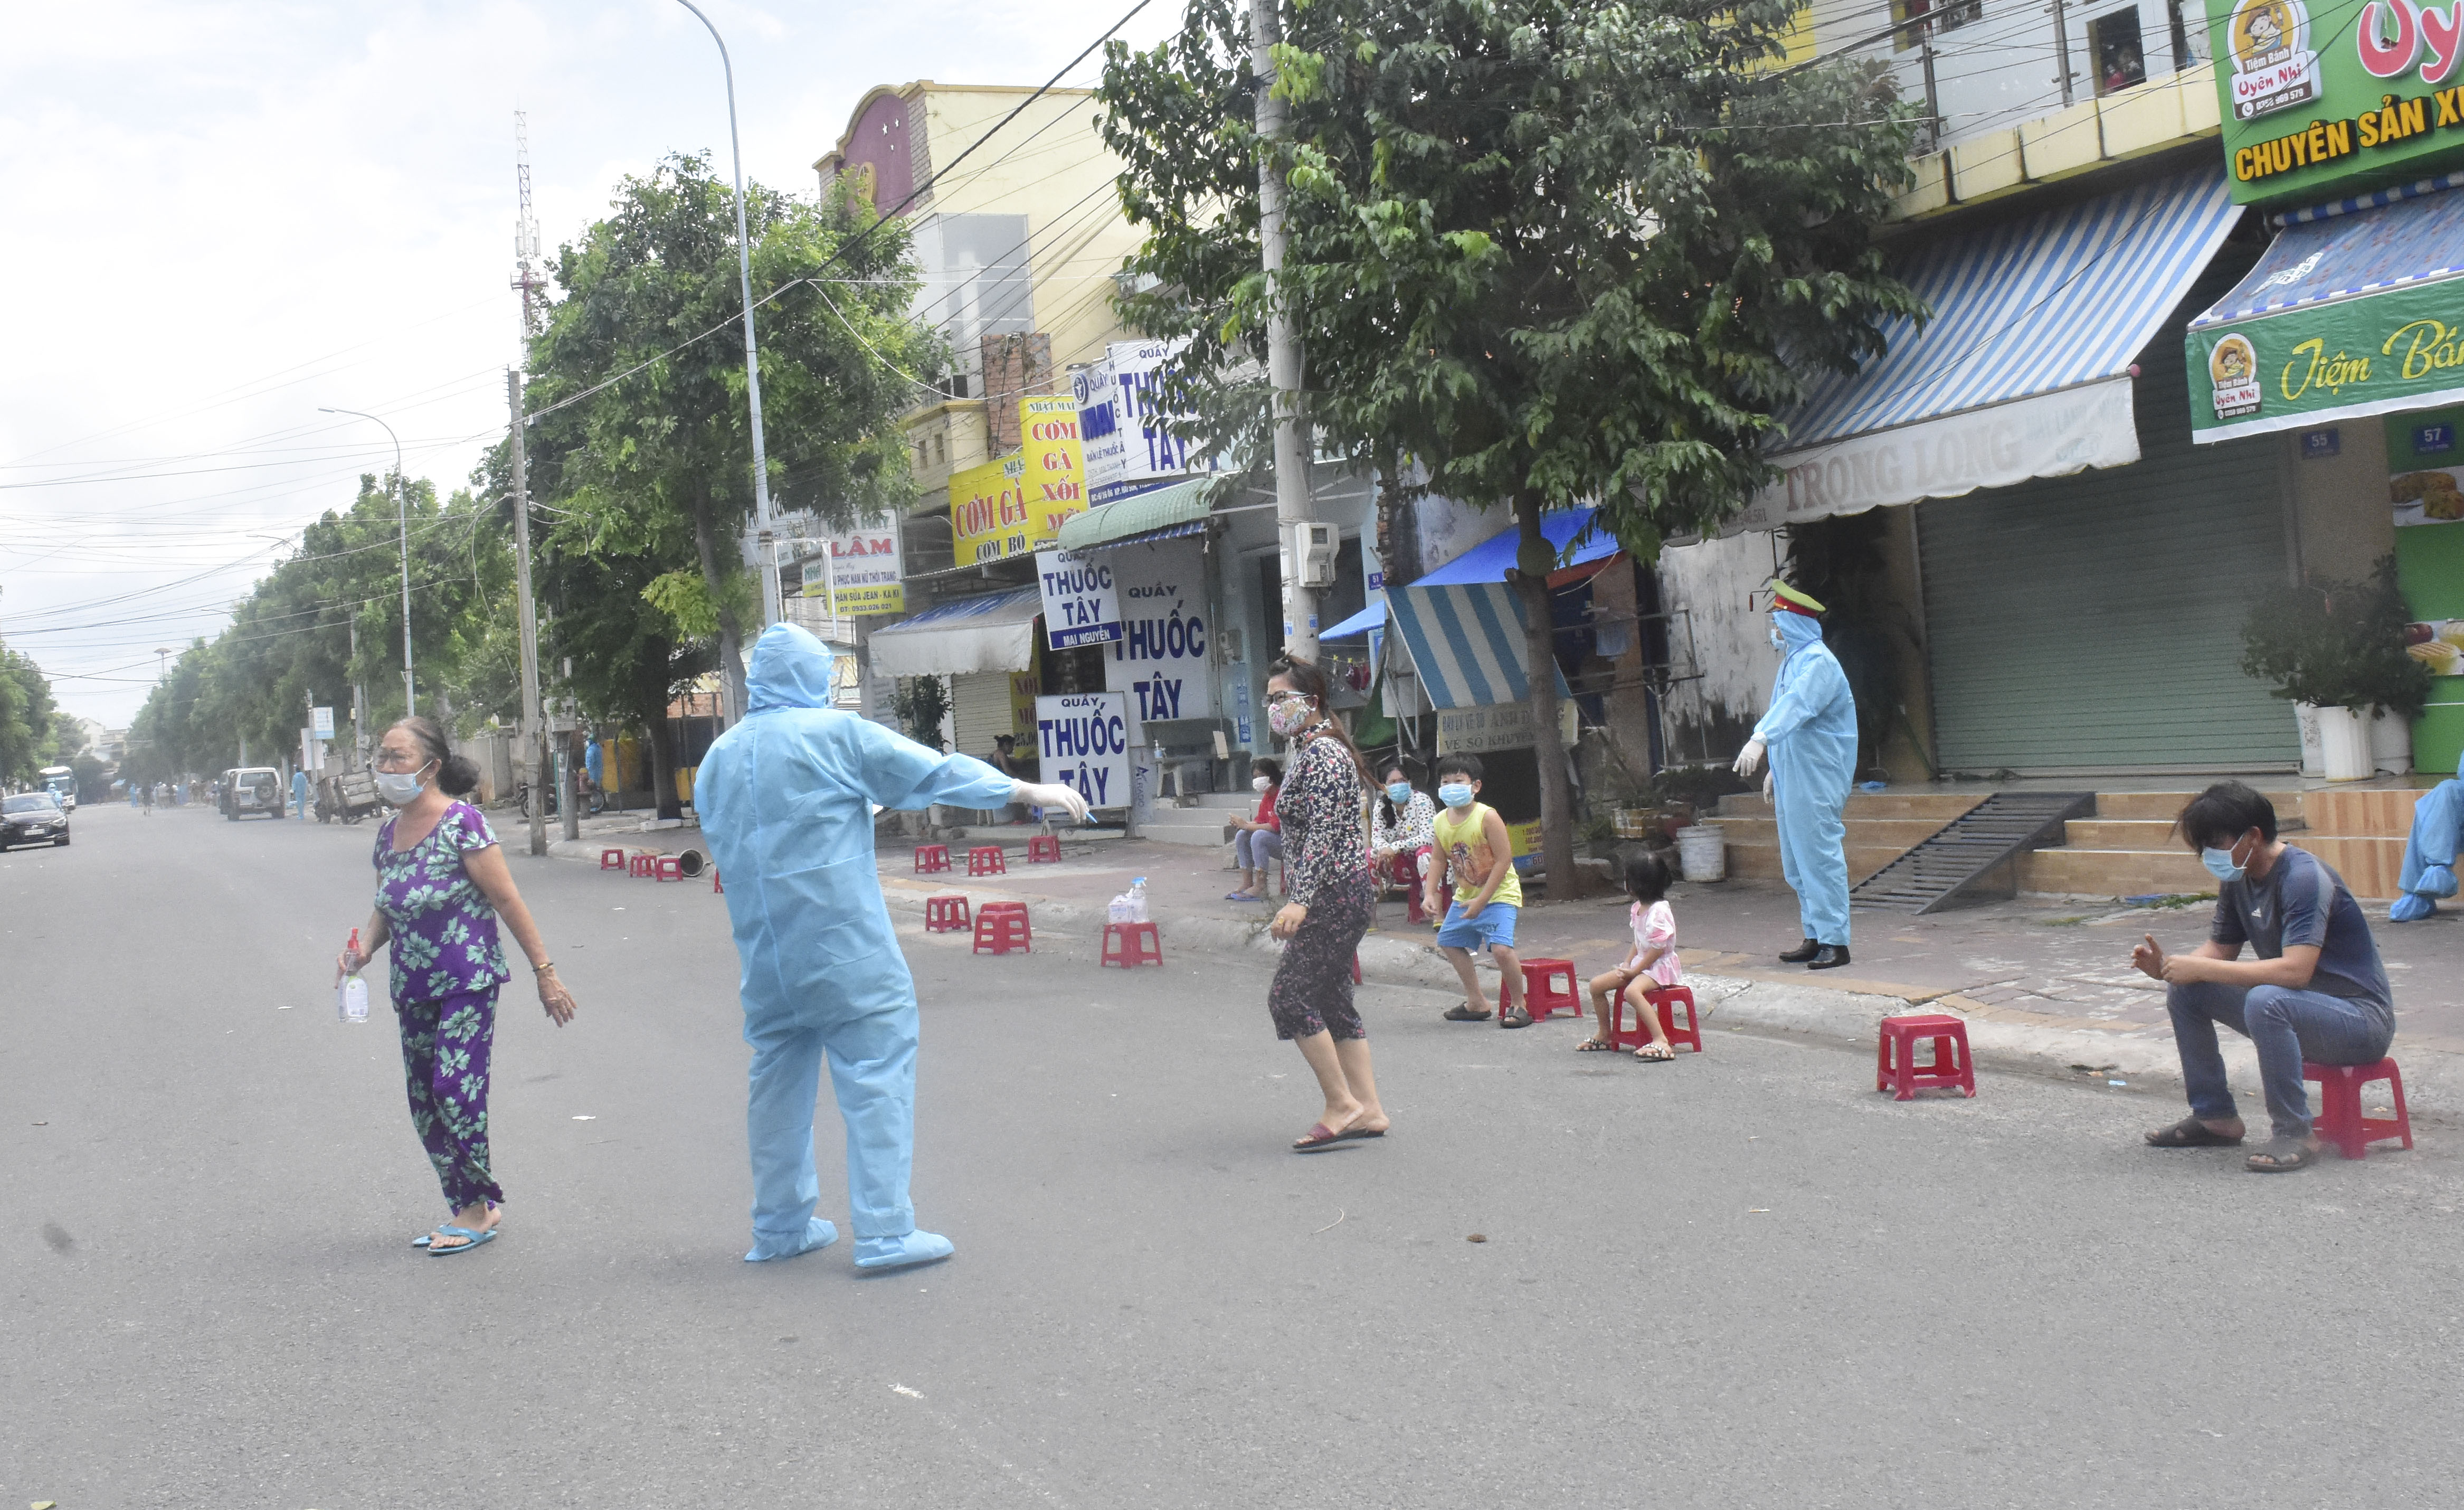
[338,717,576,1255]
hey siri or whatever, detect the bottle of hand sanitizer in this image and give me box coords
[337,928,369,1024]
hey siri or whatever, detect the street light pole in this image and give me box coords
[320,407,414,718]
[674,0,781,653]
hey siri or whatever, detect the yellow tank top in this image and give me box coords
[1432,801,1523,908]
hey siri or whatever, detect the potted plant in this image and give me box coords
[2239,558,2433,781]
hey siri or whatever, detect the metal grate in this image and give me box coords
[1850,791,2097,914]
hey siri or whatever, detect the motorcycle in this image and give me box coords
[514,778,605,820]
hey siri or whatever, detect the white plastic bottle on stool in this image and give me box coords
[337,928,369,1024]
[1129,877,1149,923]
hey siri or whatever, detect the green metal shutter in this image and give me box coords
[949,672,1015,761]
[1917,281,2299,773]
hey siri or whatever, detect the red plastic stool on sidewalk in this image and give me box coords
[1877,1014,1976,1100]
[1100,920,1162,967]
[654,854,683,882]
[630,852,655,878]
[914,844,951,874]
[973,902,1031,955]
[1609,985,1703,1054]
[1388,850,1430,923]
[968,845,1008,877]
[1027,834,1062,864]
[599,848,626,871]
[1497,958,1580,1022]
[925,894,971,933]
[2305,1058,2412,1159]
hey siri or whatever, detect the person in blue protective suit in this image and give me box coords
[2389,767,2461,922]
[696,623,1091,1270]
[1731,580,1860,969]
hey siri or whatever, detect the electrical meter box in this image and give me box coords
[1282,522,1339,589]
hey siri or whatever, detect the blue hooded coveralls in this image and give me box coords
[2389,777,2461,922]
[696,624,1016,1260]
[1756,612,1859,947]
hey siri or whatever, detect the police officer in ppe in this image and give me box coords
[1731,580,1859,970]
[697,624,1090,1270]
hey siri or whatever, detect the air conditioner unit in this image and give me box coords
[1282,522,1339,589]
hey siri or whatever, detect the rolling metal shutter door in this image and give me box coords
[1917,277,2299,773]
[949,672,1014,762]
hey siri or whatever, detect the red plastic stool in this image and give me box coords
[712,869,724,894]
[1498,958,1580,1022]
[924,894,972,933]
[599,848,626,871]
[2305,1058,2412,1160]
[1877,1013,1976,1100]
[914,844,951,874]
[630,853,655,878]
[973,902,1031,955]
[1609,984,1702,1054]
[1027,834,1062,864]
[1391,850,1430,924]
[653,854,680,881]
[968,845,1008,877]
[1100,920,1162,967]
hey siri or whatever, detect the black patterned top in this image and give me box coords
[1278,728,1369,909]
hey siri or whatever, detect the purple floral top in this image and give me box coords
[373,801,510,1002]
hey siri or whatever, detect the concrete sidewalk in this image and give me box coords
[845,828,2464,1126]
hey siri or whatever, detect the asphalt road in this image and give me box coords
[8,802,2464,1508]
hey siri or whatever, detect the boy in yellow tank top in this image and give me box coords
[1425,753,1528,1026]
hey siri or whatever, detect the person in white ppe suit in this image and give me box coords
[1731,580,1859,969]
[697,623,1090,1270]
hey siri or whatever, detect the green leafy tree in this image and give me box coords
[0,641,59,786]
[522,153,941,726]
[1099,0,1923,892]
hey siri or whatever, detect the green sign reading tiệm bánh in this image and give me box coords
[2188,278,2464,440]
[2210,0,2464,206]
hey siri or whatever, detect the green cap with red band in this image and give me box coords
[1766,578,1826,618]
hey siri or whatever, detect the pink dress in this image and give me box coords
[1626,900,1682,988]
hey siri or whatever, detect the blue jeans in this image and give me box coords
[2166,980,2393,1140]
[1234,829,1282,869]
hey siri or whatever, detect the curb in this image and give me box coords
[873,876,2461,1131]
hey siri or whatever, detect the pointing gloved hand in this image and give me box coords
[1014,781,1092,825]
[1732,738,1766,778]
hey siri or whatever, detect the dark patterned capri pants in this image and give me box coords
[394,986,505,1210]
[1267,870,1376,1041]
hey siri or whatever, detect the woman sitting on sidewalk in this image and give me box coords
[1228,757,1283,901]
[2135,781,2394,1174]
[1371,761,1437,911]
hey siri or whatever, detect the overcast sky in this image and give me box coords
[0,1,1179,729]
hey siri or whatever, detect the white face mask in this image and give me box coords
[1252,775,1273,792]
[1768,617,1786,650]
[375,761,433,807]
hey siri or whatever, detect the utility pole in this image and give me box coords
[1252,0,1318,662]
[348,620,367,768]
[509,370,549,858]
[319,408,413,716]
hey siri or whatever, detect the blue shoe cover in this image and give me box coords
[853,1229,954,1271]
[2421,864,2459,900]
[2389,891,2437,922]
[745,1217,839,1262]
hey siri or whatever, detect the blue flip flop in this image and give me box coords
[425,1224,496,1256]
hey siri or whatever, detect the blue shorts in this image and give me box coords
[1436,900,1518,952]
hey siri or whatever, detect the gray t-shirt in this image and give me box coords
[2211,845,2393,1020]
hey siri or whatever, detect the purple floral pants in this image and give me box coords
[394,986,504,1210]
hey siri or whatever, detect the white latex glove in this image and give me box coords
[1732,737,1766,778]
[1014,781,1091,825]
[1762,770,1773,802]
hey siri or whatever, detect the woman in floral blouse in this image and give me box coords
[337,716,576,1254]
[1263,658,1390,1152]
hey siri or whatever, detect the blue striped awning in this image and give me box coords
[1785,169,2240,446]
[1385,582,1573,711]
[1727,169,2242,528]
[2192,179,2464,327]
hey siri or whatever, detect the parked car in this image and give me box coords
[1,792,71,849]
[219,767,286,820]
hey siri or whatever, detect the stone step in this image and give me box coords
[2015,847,2213,898]
[2289,835,2407,899]
[1141,813,1239,847]
[2088,789,2306,822]
[2061,818,2185,851]
[1722,837,1912,885]
[2304,787,2426,838]
[1713,815,1965,848]
[1714,791,1984,822]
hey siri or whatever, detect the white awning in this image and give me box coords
[1724,169,2241,530]
[865,587,1041,679]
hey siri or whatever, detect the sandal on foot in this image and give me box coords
[1293,1121,1350,1151]
[1498,1009,1532,1030]
[425,1224,497,1256]
[2246,1138,2318,1173]
[2145,1118,2244,1148]
[1442,1004,1493,1022]
[1576,1036,1616,1052]
[1634,1042,1675,1062]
